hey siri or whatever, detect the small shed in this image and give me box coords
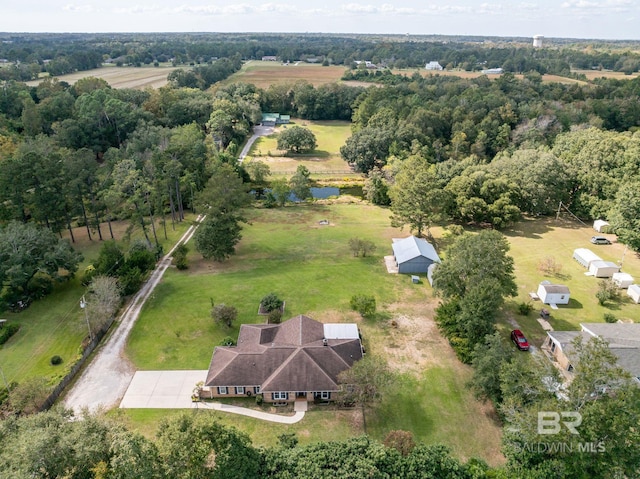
[612,272,634,289]
[392,236,440,275]
[537,281,570,305]
[628,284,640,304]
[588,260,620,278]
[593,220,610,233]
[573,248,602,268]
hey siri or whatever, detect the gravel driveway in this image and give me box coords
[63,217,203,414]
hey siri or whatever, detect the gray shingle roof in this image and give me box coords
[205,315,363,392]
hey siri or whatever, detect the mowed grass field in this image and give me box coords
[0,216,194,385]
[225,60,348,88]
[500,216,640,346]
[25,65,182,89]
[245,120,354,176]
[125,204,504,464]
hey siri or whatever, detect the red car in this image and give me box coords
[511,329,530,351]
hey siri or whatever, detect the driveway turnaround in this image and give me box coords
[120,370,306,424]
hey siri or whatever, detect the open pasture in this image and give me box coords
[225,60,348,88]
[245,120,354,176]
[25,65,182,89]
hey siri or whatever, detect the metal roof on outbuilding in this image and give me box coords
[392,236,440,264]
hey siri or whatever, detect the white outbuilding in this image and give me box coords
[593,219,610,233]
[612,272,634,289]
[573,248,602,268]
[537,281,570,305]
[588,260,620,278]
[628,284,640,304]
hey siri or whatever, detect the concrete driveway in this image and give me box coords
[120,370,306,424]
[120,370,207,409]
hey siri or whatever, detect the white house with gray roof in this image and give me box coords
[543,323,640,382]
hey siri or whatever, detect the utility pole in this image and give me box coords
[80,296,93,342]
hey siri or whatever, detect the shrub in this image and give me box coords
[268,309,283,324]
[219,336,237,346]
[50,355,63,365]
[211,304,238,328]
[604,313,617,323]
[517,302,534,316]
[26,273,54,300]
[173,243,189,270]
[261,293,283,313]
[537,256,563,276]
[350,294,376,318]
[348,237,377,257]
[596,280,618,306]
[0,323,20,345]
[255,393,263,405]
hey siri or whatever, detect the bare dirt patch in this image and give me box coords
[26,66,182,90]
[228,62,348,88]
[382,310,454,374]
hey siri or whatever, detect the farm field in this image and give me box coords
[245,120,354,176]
[0,216,194,386]
[500,216,640,346]
[25,65,182,89]
[224,60,348,88]
[125,203,504,464]
[573,69,640,80]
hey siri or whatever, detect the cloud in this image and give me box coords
[560,0,635,14]
[63,4,98,13]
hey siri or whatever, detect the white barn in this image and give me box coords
[392,236,440,275]
[537,281,570,305]
[613,272,634,289]
[425,61,443,71]
[588,260,620,278]
[593,219,610,233]
[573,248,602,268]
[628,285,640,304]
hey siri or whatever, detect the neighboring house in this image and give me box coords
[203,315,363,403]
[392,236,441,275]
[537,281,570,305]
[573,248,602,269]
[261,113,290,126]
[588,260,620,278]
[481,68,503,74]
[543,323,640,382]
[425,61,443,70]
[593,219,610,233]
[261,56,277,61]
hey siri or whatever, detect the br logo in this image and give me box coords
[538,411,582,435]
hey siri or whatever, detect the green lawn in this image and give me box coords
[500,217,640,346]
[245,120,353,175]
[114,407,363,448]
[125,203,504,465]
[0,216,194,385]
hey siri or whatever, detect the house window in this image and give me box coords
[272,391,288,400]
[236,386,245,395]
[314,391,331,400]
[255,386,261,394]
[218,386,227,395]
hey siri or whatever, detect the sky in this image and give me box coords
[2,0,640,40]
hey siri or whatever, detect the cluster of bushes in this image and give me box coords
[0,323,20,346]
[86,240,158,295]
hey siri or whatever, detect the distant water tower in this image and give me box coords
[533,35,544,48]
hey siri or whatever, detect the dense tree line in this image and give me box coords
[2,33,640,82]
[0,409,491,478]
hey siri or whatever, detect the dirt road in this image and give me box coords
[63,216,203,413]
